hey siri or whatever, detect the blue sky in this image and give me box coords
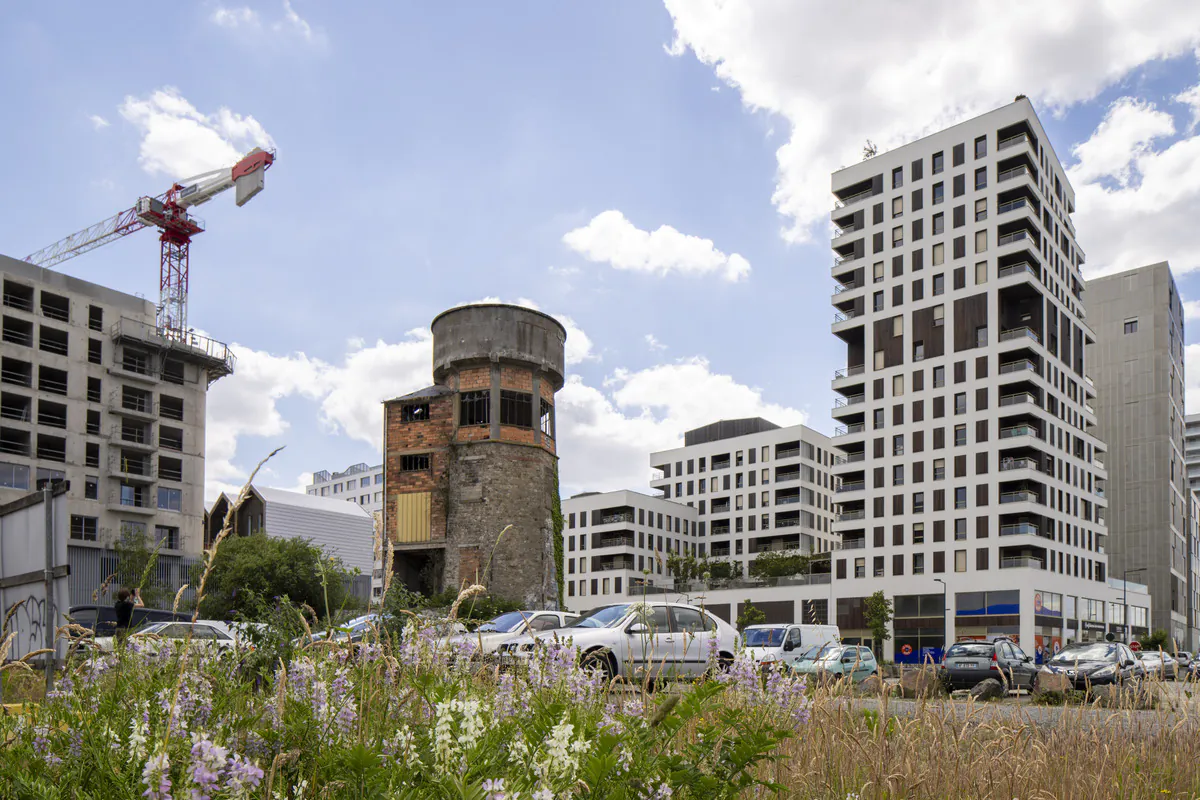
[3,2,1200,500]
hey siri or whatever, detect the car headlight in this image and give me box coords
[1090,664,1117,678]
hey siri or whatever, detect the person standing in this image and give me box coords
[131,587,145,608]
[114,588,135,633]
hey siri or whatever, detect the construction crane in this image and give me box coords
[23,148,276,340]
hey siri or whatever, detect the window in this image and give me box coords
[874,350,885,369]
[375,474,383,485]
[893,374,904,396]
[932,244,945,267]
[954,425,967,447]
[1124,319,1138,334]
[88,305,103,331]
[974,166,987,190]
[892,166,903,189]
[88,339,102,365]
[933,366,946,389]
[913,492,925,512]
[460,390,489,426]
[155,526,180,550]
[932,272,945,294]
[85,476,98,500]
[975,326,988,347]
[955,518,967,541]
[932,213,944,235]
[873,291,884,312]
[974,136,987,159]
[913,553,925,574]
[893,465,904,486]
[975,198,987,222]
[955,487,967,510]
[400,402,430,422]
[933,305,944,327]
[87,377,101,403]
[955,550,967,572]
[975,229,988,253]
[913,340,925,361]
[975,261,987,284]
[85,442,99,468]
[157,487,182,512]
[893,316,903,336]
[873,409,885,429]
[893,434,905,456]
[954,393,966,415]
[401,454,430,471]
[892,196,903,217]
[539,398,554,437]
[70,515,98,541]
[932,182,944,204]
[913,522,925,543]
[500,390,533,428]
[932,152,944,174]
[874,262,885,283]
[854,558,866,579]
[85,409,100,435]
[933,458,945,480]
[892,226,903,247]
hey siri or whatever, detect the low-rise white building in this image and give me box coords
[307,462,383,514]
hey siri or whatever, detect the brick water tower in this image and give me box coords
[383,304,566,607]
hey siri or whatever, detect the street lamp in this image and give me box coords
[933,578,948,658]
[1122,567,1147,644]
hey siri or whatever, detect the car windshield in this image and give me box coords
[1051,644,1117,663]
[477,612,529,633]
[796,644,825,660]
[571,604,633,629]
[1140,653,1162,661]
[814,644,843,661]
[134,623,167,636]
[946,643,994,659]
[744,627,786,647]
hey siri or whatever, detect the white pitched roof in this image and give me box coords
[254,485,373,518]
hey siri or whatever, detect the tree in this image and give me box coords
[112,527,170,609]
[1139,628,1171,651]
[748,551,813,579]
[864,590,893,658]
[862,139,878,160]
[737,599,766,632]
[198,533,349,621]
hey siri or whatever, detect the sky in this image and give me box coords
[3,2,1200,502]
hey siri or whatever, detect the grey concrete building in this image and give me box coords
[1087,262,1192,648]
[1184,413,1200,493]
[0,254,230,579]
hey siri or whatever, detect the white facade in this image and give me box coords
[307,462,383,515]
[562,489,697,614]
[649,419,839,578]
[1185,414,1200,494]
[825,97,1140,660]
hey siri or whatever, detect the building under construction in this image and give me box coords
[383,304,565,608]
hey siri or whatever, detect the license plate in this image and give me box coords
[959,661,978,668]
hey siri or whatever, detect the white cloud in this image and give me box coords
[118,87,274,178]
[88,115,110,130]
[563,210,750,282]
[1187,344,1200,412]
[644,334,667,352]
[278,0,314,41]
[556,357,806,493]
[1067,91,1200,277]
[1184,300,1200,321]
[1177,83,1200,131]
[211,6,258,28]
[662,1,1200,243]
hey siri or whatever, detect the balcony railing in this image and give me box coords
[774,472,801,484]
[775,494,801,506]
[1000,556,1045,569]
[833,309,862,324]
[598,513,634,525]
[834,394,864,407]
[998,133,1033,151]
[833,281,860,295]
[999,392,1036,407]
[834,423,866,437]
[1000,424,1040,440]
[998,198,1029,215]
[832,253,864,269]
[775,518,800,529]
[1000,359,1037,375]
[833,365,865,379]
[834,188,875,209]
[837,481,866,493]
[834,452,866,465]
[835,510,865,522]
[1000,523,1039,537]
[841,539,866,550]
[998,262,1037,279]
[1000,490,1041,505]
[1000,326,1040,344]
[998,230,1034,247]
[1000,457,1038,472]
[775,447,801,460]
[998,165,1031,183]
[834,222,861,236]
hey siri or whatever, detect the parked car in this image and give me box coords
[91,621,242,653]
[1173,652,1192,672]
[789,644,877,683]
[497,602,739,680]
[1137,651,1180,680]
[447,610,578,655]
[941,637,1036,690]
[1036,641,1145,691]
[67,604,192,638]
[743,623,840,668]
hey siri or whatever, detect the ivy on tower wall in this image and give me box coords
[551,462,565,608]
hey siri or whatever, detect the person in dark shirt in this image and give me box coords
[114,588,135,632]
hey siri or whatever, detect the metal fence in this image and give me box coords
[68,546,201,609]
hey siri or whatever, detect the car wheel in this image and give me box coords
[581,649,615,682]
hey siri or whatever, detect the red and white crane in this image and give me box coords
[24,148,276,340]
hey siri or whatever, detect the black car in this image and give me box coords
[942,637,1036,690]
[1036,641,1145,690]
[67,604,193,638]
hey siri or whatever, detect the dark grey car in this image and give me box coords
[942,638,1036,690]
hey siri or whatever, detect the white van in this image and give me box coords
[742,623,840,667]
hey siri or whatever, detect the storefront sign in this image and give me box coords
[1081,620,1105,633]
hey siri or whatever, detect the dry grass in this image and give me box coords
[772,682,1200,799]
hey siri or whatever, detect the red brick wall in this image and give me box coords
[458,367,490,391]
[383,393,454,543]
[499,366,532,392]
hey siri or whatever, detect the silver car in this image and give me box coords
[499,602,739,680]
[446,610,578,655]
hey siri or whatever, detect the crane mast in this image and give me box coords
[23,148,275,341]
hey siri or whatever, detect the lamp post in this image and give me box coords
[1123,567,1147,644]
[933,578,948,658]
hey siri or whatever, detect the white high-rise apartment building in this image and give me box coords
[307,462,384,514]
[649,419,838,576]
[827,97,1127,656]
[561,489,697,614]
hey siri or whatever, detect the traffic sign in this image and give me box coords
[1130,641,1141,652]
[900,643,913,655]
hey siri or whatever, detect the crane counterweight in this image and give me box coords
[23,147,275,340]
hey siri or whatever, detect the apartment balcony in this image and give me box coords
[1000,489,1043,506]
[711,500,732,514]
[999,392,1038,409]
[836,480,866,495]
[1000,556,1045,570]
[999,424,1041,442]
[835,510,865,523]
[592,531,635,550]
[999,456,1041,475]
[832,184,878,211]
[833,364,865,381]
[774,467,801,484]
[831,218,863,242]
[832,309,864,334]
[832,280,865,305]
[998,261,1038,282]
[594,508,635,526]
[840,537,866,550]
[999,521,1041,538]
[109,391,157,421]
[111,317,235,384]
[997,131,1036,156]
[833,451,866,466]
[593,555,635,572]
[110,358,159,385]
[833,422,866,439]
[775,487,801,506]
[112,423,156,453]
[775,442,802,460]
[107,490,158,516]
[999,326,1041,346]
[774,511,801,529]
[109,453,156,484]
[832,393,865,413]
[750,534,803,554]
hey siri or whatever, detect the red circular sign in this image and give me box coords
[900,644,913,655]
[1130,641,1141,652]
